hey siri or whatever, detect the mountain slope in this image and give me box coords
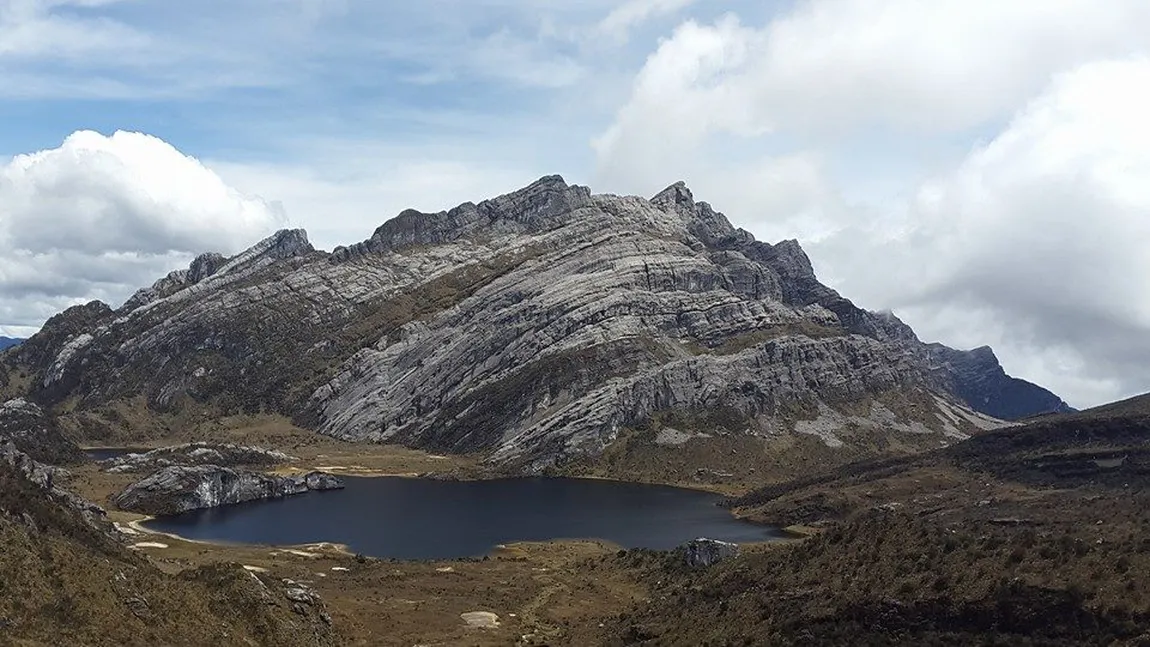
[598,396,1150,645]
[0,336,22,351]
[0,445,338,646]
[0,177,1067,471]
[923,343,1073,419]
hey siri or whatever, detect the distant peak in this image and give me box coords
[531,174,568,188]
[267,228,312,253]
[968,345,999,362]
[651,181,695,211]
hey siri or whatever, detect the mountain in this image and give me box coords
[0,177,1069,473]
[0,336,23,351]
[922,343,1074,420]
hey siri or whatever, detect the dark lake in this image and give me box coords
[143,476,781,560]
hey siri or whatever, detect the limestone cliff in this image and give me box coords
[0,177,1068,471]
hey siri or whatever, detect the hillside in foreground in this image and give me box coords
[0,445,337,646]
[592,395,1150,645]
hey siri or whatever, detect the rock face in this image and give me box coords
[102,442,292,474]
[923,344,1074,420]
[0,177,1070,470]
[0,441,107,526]
[111,465,345,515]
[684,538,740,568]
[0,398,82,464]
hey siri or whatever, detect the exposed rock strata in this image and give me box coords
[684,538,740,568]
[112,465,344,515]
[102,442,291,474]
[0,398,82,464]
[0,177,1069,470]
[0,441,107,527]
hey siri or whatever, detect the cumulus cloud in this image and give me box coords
[0,130,285,329]
[596,0,701,45]
[593,3,1150,407]
[595,0,1150,193]
[816,59,1150,408]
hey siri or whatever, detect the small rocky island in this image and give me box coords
[113,464,344,515]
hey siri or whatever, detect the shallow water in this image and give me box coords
[143,476,781,559]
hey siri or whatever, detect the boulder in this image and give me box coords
[684,538,740,568]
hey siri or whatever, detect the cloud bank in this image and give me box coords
[0,130,284,329]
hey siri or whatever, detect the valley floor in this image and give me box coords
[55,408,1150,646]
[63,418,781,646]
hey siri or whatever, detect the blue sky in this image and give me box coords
[3,0,1150,408]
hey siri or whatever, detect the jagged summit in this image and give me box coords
[0,176,1070,474]
[651,180,695,211]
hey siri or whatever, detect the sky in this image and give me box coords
[1,0,1149,409]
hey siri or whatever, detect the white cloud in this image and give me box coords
[0,0,148,61]
[810,59,1150,408]
[208,150,548,251]
[593,16,762,192]
[2,131,284,254]
[596,0,701,45]
[0,130,285,328]
[592,2,1150,407]
[596,0,1150,192]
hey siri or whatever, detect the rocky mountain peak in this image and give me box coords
[0,176,1074,474]
[188,252,228,282]
[261,228,313,259]
[333,175,593,260]
[651,181,695,213]
[651,182,751,249]
[117,229,314,316]
[924,343,1073,420]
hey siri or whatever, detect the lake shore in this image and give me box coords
[62,424,797,645]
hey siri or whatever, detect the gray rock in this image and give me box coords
[103,442,292,474]
[111,465,344,516]
[0,398,82,465]
[1,176,1063,471]
[684,538,740,568]
[0,441,108,526]
[283,581,319,605]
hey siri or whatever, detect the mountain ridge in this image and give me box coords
[0,176,1069,473]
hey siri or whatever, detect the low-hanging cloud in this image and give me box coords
[0,130,285,329]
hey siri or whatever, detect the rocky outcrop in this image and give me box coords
[0,441,107,526]
[684,538,740,568]
[102,442,291,473]
[0,451,338,646]
[923,344,1074,420]
[0,177,1069,470]
[111,465,344,515]
[0,398,82,464]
